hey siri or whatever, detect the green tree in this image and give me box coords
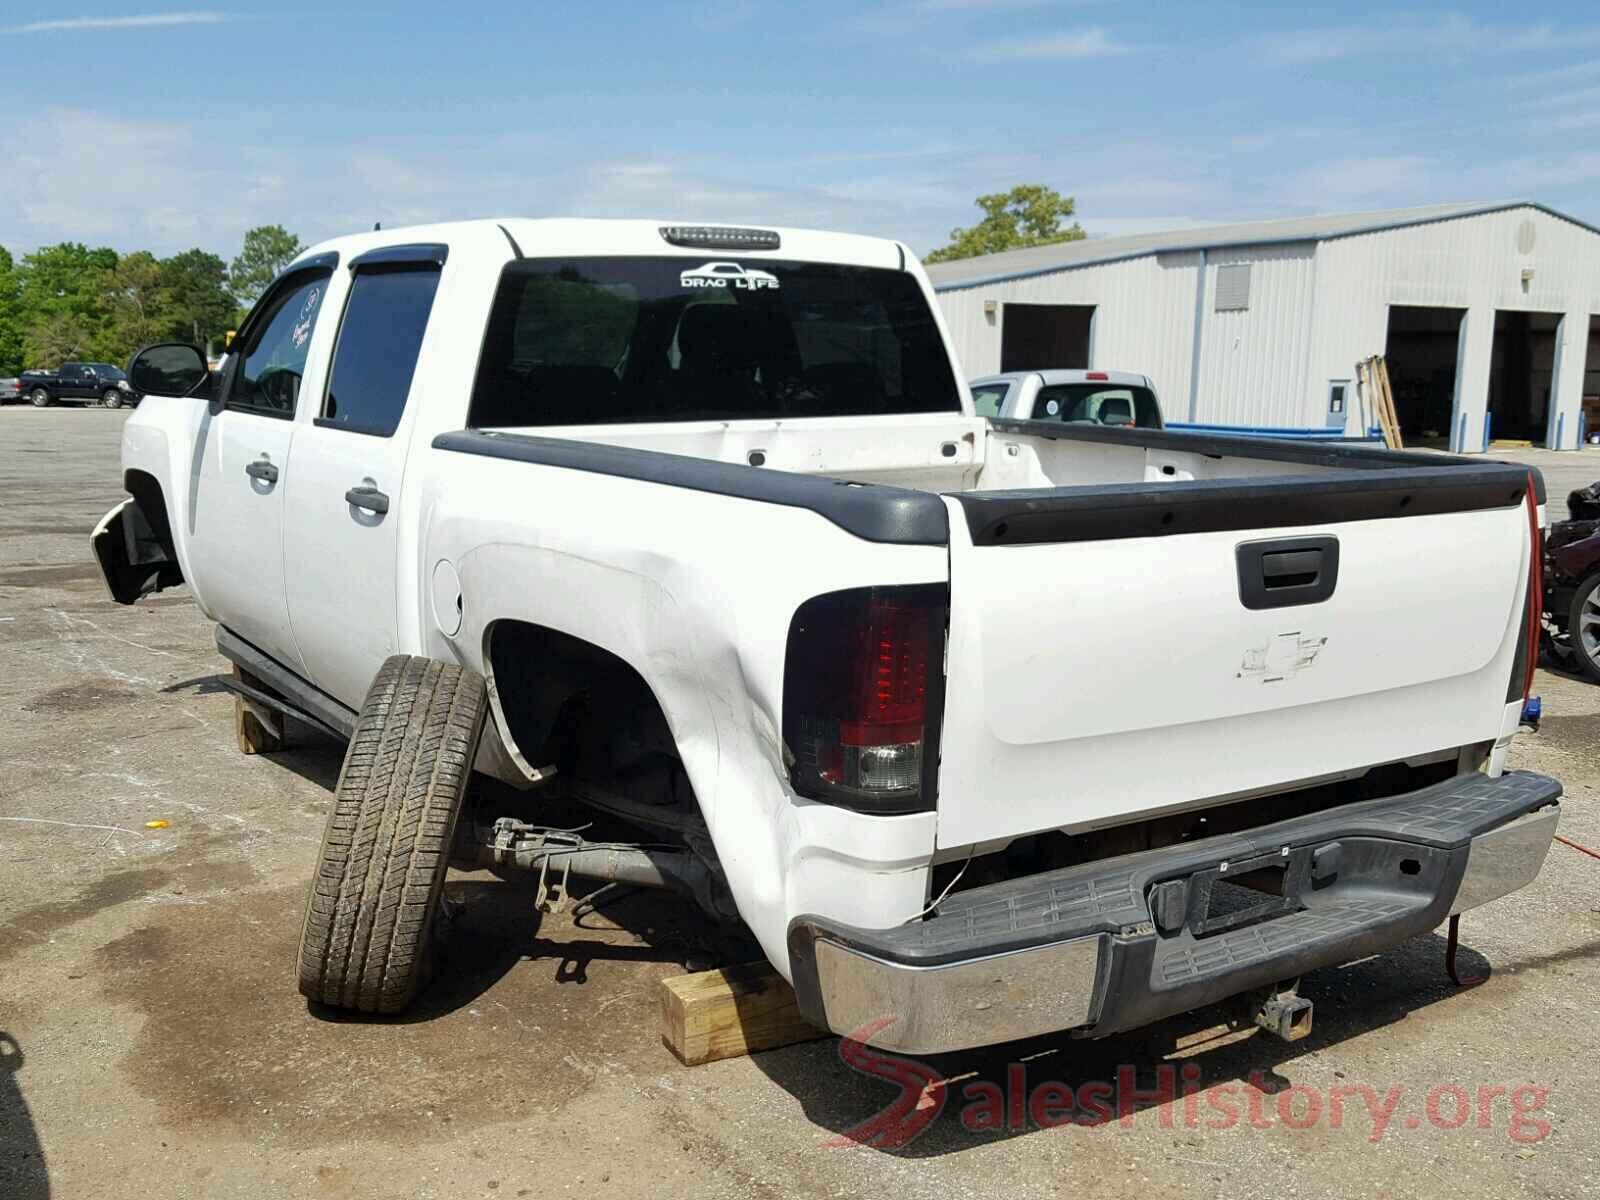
[26,312,95,366]
[923,184,1086,264]
[0,247,22,376]
[161,249,234,351]
[229,225,303,304]
[16,242,117,367]
[101,251,173,360]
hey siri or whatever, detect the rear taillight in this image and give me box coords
[783,585,947,813]
[1085,371,1109,381]
[1509,473,1543,701]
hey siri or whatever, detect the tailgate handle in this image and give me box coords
[1237,536,1339,610]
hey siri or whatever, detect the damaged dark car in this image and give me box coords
[1543,481,1600,683]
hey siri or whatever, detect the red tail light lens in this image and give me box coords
[1509,474,1543,701]
[783,584,947,813]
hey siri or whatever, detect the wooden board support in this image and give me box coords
[659,963,828,1066]
[233,663,285,755]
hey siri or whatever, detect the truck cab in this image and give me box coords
[969,367,1163,427]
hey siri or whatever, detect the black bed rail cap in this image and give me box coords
[433,429,948,546]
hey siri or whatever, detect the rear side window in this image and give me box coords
[320,268,442,437]
[227,271,331,417]
[1032,383,1161,429]
[468,256,960,427]
[970,382,1009,418]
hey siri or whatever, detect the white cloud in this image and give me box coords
[1248,17,1600,66]
[1079,215,1227,238]
[845,0,1057,36]
[1505,58,1600,89]
[1278,155,1438,210]
[1545,110,1600,131]
[1,10,235,34]
[0,106,982,257]
[1513,83,1600,113]
[968,26,1131,61]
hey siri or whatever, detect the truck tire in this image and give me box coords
[29,388,50,407]
[1568,573,1600,684]
[102,388,123,409]
[297,655,488,1013]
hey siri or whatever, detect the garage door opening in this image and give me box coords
[1383,306,1465,448]
[1000,303,1094,372]
[1489,310,1561,445]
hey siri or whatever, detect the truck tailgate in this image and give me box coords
[934,470,1533,848]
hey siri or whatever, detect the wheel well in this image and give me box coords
[485,619,690,804]
[123,468,175,551]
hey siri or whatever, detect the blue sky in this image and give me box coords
[4,2,1600,260]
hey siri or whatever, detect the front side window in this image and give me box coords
[468,257,961,427]
[227,271,331,417]
[320,267,442,437]
[1031,383,1162,429]
[970,382,1009,418]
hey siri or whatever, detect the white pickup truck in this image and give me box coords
[969,367,1164,428]
[93,218,1560,1052]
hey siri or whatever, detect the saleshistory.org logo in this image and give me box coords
[679,261,780,290]
[821,1018,1554,1150]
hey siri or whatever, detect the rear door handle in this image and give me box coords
[345,484,390,515]
[1237,536,1339,610]
[244,459,278,484]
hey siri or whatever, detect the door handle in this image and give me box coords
[345,485,390,515]
[244,459,278,484]
[1261,549,1325,587]
[1237,536,1339,610]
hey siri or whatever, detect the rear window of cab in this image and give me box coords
[467,257,961,427]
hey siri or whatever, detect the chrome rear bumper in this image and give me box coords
[789,770,1560,1054]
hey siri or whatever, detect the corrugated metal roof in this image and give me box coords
[926,200,1598,290]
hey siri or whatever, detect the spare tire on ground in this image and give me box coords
[297,655,488,1013]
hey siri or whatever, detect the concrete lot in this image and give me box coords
[2,405,1598,1199]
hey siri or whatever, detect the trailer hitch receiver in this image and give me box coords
[1252,981,1313,1042]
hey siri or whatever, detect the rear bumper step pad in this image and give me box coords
[787,770,1560,1053]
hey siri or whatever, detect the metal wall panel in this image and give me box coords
[934,205,1600,448]
[1193,242,1318,427]
[1311,206,1600,446]
[935,251,1201,408]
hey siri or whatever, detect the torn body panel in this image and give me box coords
[91,496,183,604]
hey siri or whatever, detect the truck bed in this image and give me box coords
[444,415,1540,849]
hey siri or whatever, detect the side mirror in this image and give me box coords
[128,343,211,399]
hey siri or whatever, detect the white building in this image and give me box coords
[926,201,1600,451]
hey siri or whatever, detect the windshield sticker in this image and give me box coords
[680,261,779,291]
[291,286,322,349]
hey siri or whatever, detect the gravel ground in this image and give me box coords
[2,406,1597,1199]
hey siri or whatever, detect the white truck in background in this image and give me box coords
[969,367,1163,428]
[93,218,1559,1052]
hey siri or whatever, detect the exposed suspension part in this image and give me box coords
[468,817,738,922]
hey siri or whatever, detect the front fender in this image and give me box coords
[91,498,183,604]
